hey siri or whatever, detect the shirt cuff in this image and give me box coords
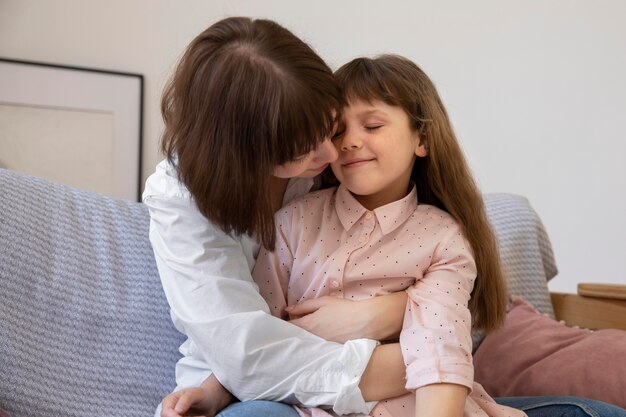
[405,356,474,392]
[294,338,377,415]
[332,339,378,415]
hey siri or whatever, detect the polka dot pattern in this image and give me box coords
[253,185,526,417]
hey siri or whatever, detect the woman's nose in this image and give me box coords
[313,138,338,163]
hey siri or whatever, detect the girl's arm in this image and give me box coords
[401,221,477,405]
[359,343,408,401]
[144,163,377,416]
[415,384,468,417]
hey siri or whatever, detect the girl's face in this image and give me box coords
[273,137,338,179]
[331,99,427,210]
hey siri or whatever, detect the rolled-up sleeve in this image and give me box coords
[143,161,376,415]
[399,222,477,392]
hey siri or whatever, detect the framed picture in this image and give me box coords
[0,58,143,201]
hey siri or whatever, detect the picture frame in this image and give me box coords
[0,58,143,201]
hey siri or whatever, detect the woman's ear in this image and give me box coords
[415,133,428,157]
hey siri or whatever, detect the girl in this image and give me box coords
[144,17,412,417]
[252,54,626,417]
[252,54,517,417]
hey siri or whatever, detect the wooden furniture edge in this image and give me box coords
[551,291,626,330]
[577,283,626,300]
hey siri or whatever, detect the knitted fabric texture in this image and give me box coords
[0,169,184,417]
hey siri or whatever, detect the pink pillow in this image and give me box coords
[473,296,626,409]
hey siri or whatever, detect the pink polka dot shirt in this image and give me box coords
[252,184,526,417]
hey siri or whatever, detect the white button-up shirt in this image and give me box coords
[142,160,377,415]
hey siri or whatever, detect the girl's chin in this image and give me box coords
[344,184,377,196]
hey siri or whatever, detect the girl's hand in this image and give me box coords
[287,292,407,343]
[161,374,234,417]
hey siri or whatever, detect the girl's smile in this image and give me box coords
[331,99,427,210]
[340,157,376,168]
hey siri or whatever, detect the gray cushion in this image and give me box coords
[485,193,556,317]
[0,168,184,417]
[470,193,557,349]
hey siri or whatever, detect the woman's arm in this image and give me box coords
[253,228,407,344]
[144,163,376,416]
[252,201,409,403]
[181,340,408,417]
[287,292,407,343]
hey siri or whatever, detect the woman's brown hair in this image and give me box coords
[334,55,507,331]
[161,17,342,249]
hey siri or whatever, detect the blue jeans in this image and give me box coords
[216,397,626,417]
[214,397,626,417]
[496,396,626,417]
[216,400,298,417]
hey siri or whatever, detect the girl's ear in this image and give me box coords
[415,133,428,157]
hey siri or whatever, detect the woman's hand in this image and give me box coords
[161,374,234,417]
[287,291,407,343]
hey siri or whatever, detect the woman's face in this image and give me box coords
[273,137,338,179]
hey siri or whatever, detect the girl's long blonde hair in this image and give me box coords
[334,55,507,331]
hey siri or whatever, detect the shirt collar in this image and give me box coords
[335,184,418,235]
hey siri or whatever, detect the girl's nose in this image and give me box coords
[340,131,362,151]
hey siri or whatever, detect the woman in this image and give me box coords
[143,16,407,417]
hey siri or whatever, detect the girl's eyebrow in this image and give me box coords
[356,108,389,118]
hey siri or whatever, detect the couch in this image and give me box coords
[1,168,624,417]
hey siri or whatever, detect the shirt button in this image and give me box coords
[358,236,367,244]
[365,213,373,220]
[331,280,340,288]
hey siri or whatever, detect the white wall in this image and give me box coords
[1,0,624,293]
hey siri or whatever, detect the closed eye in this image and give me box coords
[291,154,308,163]
[365,125,382,132]
[332,129,345,140]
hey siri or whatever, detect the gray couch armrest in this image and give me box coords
[0,169,184,417]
